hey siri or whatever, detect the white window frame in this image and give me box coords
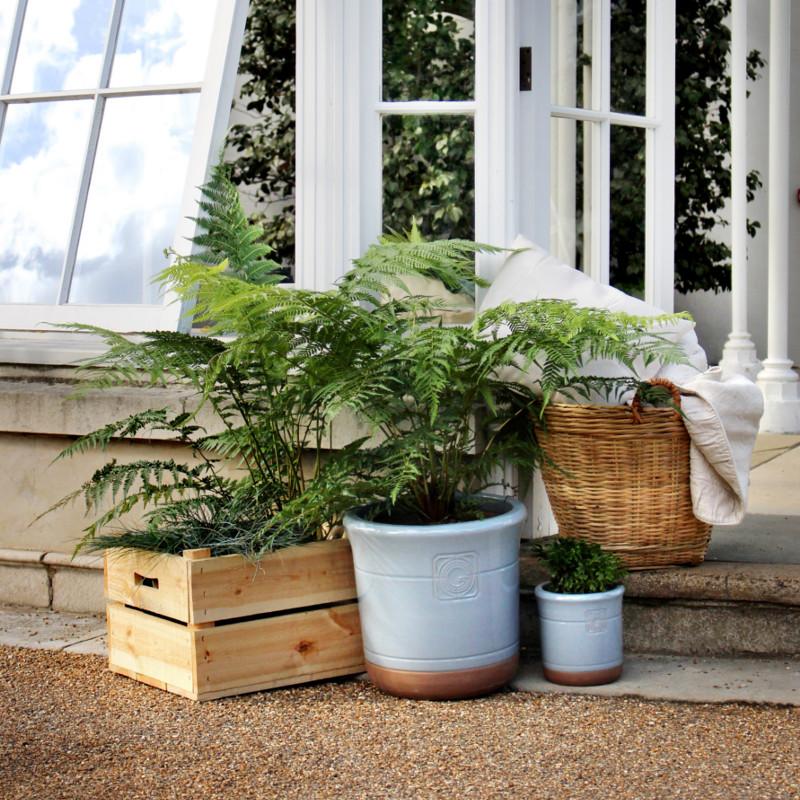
[295,0,526,294]
[0,0,250,345]
[534,0,676,310]
[296,0,674,312]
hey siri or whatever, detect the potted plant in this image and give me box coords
[322,242,684,700]
[533,537,628,686]
[45,166,377,699]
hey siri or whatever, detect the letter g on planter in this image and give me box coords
[344,497,526,700]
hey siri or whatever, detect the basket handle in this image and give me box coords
[630,378,682,424]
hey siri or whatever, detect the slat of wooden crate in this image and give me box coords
[107,603,196,696]
[193,602,364,697]
[105,551,190,622]
[186,539,357,624]
[195,664,364,701]
[109,664,197,701]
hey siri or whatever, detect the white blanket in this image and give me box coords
[675,369,764,525]
[480,237,764,525]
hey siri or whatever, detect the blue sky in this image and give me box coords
[0,0,214,304]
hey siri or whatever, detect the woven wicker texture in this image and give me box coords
[537,391,712,570]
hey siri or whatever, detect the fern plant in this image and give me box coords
[534,537,627,594]
[48,171,370,558]
[295,239,689,526]
[183,160,285,285]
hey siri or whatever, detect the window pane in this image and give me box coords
[11,0,113,93]
[610,0,647,115]
[110,0,216,87]
[383,0,474,102]
[550,117,591,272]
[551,0,595,110]
[226,0,296,279]
[68,93,199,304]
[383,115,474,240]
[0,100,93,303]
[610,124,646,296]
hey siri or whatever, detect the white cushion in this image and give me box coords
[479,236,707,400]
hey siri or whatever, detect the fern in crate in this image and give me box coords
[49,170,343,557]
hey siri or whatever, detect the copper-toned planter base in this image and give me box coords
[543,664,623,687]
[366,655,519,700]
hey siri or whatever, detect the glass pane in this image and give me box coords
[226,0,296,279]
[110,0,216,87]
[551,0,595,110]
[69,93,199,304]
[383,115,474,240]
[610,125,646,296]
[383,0,474,102]
[550,117,591,272]
[11,0,113,93]
[610,0,647,115]
[0,100,93,303]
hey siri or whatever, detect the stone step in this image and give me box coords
[512,655,800,706]
[519,541,800,658]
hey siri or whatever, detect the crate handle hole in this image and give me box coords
[134,573,159,590]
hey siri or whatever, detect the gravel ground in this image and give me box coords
[1,646,799,800]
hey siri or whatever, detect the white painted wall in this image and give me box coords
[676,0,799,367]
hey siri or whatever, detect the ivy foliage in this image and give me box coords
[534,537,627,594]
[227,0,762,293]
[672,0,764,293]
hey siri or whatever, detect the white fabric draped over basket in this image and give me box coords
[480,236,764,526]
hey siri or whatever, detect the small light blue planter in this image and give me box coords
[535,583,625,686]
[344,497,526,700]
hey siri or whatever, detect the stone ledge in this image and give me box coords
[0,549,104,614]
[0,379,195,439]
[0,548,102,570]
[520,543,800,607]
[0,548,45,564]
[0,371,373,448]
[42,552,103,570]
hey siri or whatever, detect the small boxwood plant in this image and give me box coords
[534,537,627,594]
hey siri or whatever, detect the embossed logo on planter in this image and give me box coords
[433,552,478,600]
[584,608,608,634]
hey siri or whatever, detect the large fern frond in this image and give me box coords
[183,160,284,284]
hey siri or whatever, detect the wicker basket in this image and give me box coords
[536,379,712,570]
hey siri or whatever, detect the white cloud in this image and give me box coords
[0,0,216,305]
[70,92,199,303]
[11,0,86,92]
[111,1,216,87]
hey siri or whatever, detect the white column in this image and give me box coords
[550,1,577,266]
[474,0,519,289]
[756,0,800,432]
[296,0,377,290]
[644,0,676,312]
[720,0,761,380]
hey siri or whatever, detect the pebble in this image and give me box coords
[1,646,798,800]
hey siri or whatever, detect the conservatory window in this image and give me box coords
[547,0,675,309]
[0,0,248,338]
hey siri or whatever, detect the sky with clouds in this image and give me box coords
[0,0,216,305]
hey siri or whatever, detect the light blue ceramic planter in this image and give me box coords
[535,582,625,686]
[344,497,526,699]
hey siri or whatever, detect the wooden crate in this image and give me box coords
[104,539,364,700]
